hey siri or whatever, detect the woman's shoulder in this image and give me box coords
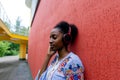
[68,52,82,63]
[58,52,84,75]
[64,52,84,70]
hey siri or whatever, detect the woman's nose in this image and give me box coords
[49,38,53,44]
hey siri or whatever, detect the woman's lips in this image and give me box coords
[50,45,54,48]
[50,45,56,50]
[50,44,54,47]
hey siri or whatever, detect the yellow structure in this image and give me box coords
[0,19,28,60]
[19,44,27,60]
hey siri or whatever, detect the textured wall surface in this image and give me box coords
[28,0,120,79]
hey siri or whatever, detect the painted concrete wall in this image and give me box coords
[28,0,120,79]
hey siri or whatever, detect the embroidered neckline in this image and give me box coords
[51,52,72,66]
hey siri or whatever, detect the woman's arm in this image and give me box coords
[38,46,56,79]
[38,55,51,77]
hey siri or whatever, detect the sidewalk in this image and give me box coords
[0,55,33,80]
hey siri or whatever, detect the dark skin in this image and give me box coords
[38,28,70,78]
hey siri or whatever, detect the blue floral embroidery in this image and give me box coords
[37,52,84,80]
[51,55,59,65]
[65,63,84,80]
[57,56,71,74]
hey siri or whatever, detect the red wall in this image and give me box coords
[28,0,120,79]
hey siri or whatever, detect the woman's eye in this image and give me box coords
[52,35,57,39]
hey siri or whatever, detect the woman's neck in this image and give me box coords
[58,47,69,60]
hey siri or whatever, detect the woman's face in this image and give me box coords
[49,28,64,51]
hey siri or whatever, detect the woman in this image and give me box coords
[35,21,84,80]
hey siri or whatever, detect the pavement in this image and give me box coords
[0,55,33,80]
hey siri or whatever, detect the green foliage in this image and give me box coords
[17,26,29,36]
[15,17,21,27]
[4,16,29,36]
[0,41,10,57]
[5,50,19,56]
[9,43,19,51]
[14,16,29,36]
[0,41,19,57]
